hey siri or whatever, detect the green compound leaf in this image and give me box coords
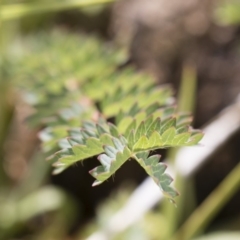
[89,137,131,186]
[135,152,179,201]
[48,119,114,173]
[100,85,173,117]
[117,110,203,152]
[39,103,97,152]
[51,133,114,174]
[49,108,203,201]
[14,31,204,203]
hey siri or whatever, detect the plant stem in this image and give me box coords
[163,63,198,236]
[177,63,197,114]
[1,0,114,21]
[172,160,240,240]
[0,0,10,188]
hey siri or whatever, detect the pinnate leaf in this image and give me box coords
[135,153,179,201]
[89,137,131,186]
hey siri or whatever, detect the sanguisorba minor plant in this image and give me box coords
[13,30,203,203]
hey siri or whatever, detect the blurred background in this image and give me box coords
[1,0,240,239]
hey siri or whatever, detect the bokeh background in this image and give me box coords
[1,0,240,239]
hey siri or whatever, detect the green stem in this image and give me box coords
[172,160,240,240]
[177,63,197,114]
[0,0,3,74]
[1,0,114,21]
[163,63,197,236]
[0,0,12,188]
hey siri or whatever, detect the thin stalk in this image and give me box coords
[168,63,197,164]
[177,63,197,114]
[0,0,3,75]
[0,0,11,188]
[163,63,197,237]
[1,0,114,21]
[172,160,240,240]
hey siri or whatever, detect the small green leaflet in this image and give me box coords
[135,153,179,202]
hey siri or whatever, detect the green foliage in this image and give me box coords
[135,152,178,199]
[13,31,203,202]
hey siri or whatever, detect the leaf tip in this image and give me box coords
[92,180,102,187]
